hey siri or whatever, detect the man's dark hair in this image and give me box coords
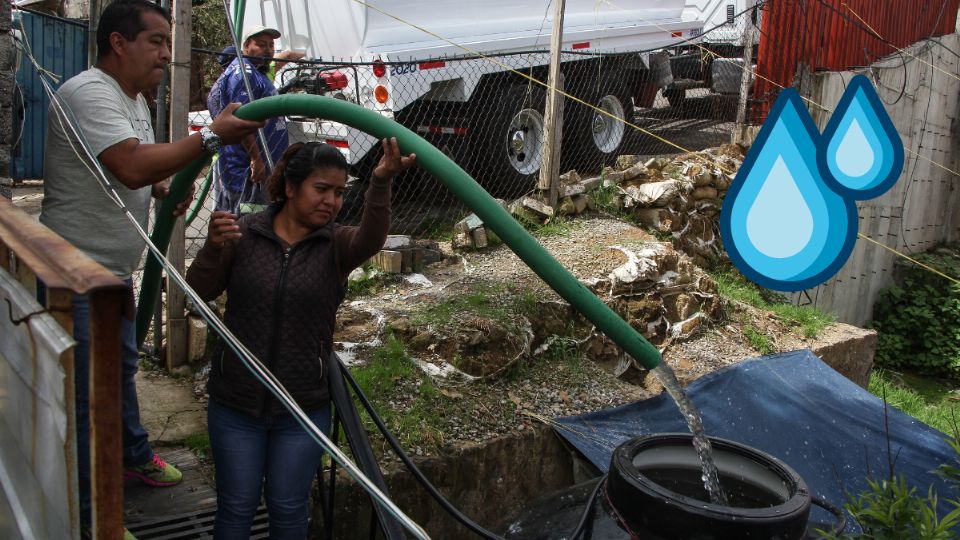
[96,0,170,60]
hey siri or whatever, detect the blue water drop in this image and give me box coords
[834,119,874,178]
[746,156,814,258]
[721,89,858,292]
[820,75,904,199]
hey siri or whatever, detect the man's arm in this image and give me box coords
[99,103,264,189]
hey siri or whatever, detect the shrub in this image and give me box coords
[870,247,960,377]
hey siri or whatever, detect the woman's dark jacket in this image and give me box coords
[186,179,391,416]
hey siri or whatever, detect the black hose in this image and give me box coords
[811,495,847,535]
[569,476,606,540]
[336,356,602,540]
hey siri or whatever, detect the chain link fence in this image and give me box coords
[184,3,762,245]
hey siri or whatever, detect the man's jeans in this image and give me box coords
[208,399,331,540]
[73,282,153,525]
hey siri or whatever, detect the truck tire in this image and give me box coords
[563,76,634,173]
[473,83,546,197]
[664,87,686,108]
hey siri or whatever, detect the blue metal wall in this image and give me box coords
[13,11,88,180]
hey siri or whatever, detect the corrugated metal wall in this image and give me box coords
[12,11,87,180]
[786,33,960,325]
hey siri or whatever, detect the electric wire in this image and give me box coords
[344,1,960,294]
[13,26,431,540]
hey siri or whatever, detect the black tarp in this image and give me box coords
[554,350,956,526]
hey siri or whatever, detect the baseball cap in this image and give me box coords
[242,25,281,44]
[216,45,237,68]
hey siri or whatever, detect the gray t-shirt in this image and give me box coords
[40,67,155,280]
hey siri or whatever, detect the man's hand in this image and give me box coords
[372,137,417,180]
[152,181,196,217]
[210,103,265,145]
[208,211,241,247]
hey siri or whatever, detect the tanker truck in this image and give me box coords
[234,0,751,202]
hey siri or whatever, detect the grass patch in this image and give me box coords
[414,282,541,331]
[346,264,395,299]
[868,370,960,434]
[414,217,456,242]
[743,325,774,355]
[184,432,211,460]
[710,265,834,338]
[351,335,445,448]
[540,335,588,383]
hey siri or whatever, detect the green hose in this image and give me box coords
[137,94,662,369]
[136,155,211,347]
[185,155,217,227]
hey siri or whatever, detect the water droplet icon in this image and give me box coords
[721,89,858,291]
[820,75,904,199]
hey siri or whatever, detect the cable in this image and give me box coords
[811,495,847,535]
[337,356,602,539]
[14,24,430,540]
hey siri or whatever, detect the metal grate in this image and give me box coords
[126,505,269,539]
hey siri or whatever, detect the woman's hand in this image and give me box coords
[372,137,417,180]
[208,211,241,247]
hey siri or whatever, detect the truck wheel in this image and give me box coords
[664,87,686,108]
[475,84,546,196]
[564,77,634,173]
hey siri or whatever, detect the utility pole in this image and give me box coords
[165,0,190,368]
[538,0,566,208]
[87,0,101,67]
[733,0,757,145]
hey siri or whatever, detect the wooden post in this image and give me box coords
[89,288,125,540]
[733,0,758,144]
[165,0,191,369]
[537,0,566,208]
[47,288,80,534]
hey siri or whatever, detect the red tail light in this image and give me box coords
[372,60,386,78]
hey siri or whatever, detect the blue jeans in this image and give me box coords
[72,282,153,526]
[208,399,331,540]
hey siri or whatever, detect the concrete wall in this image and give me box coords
[788,34,960,326]
[0,0,12,200]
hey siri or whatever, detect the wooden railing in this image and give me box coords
[0,197,127,539]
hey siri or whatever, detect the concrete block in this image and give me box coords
[383,235,413,250]
[471,227,488,248]
[559,182,586,198]
[810,324,877,389]
[521,197,554,219]
[401,249,413,273]
[559,169,581,185]
[375,250,403,273]
[452,231,473,250]
[187,315,207,363]
[412,249,425,272]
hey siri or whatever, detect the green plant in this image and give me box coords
[870,247,960,377]
[868,370,960,434]
[185,432,211,460]
[709,265,833,339]
[743,325,774,355]
[346,264,384,299]
[818,476,960,540]
[413,282,540,333]
[591,181,621,215]
[351,335,445,449]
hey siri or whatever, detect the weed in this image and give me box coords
[346,264,384,299]
[351,335,445,449]
[184,432,211,460]
[868,370,960,434]
[709,265,833,339]
[743,325,774,355]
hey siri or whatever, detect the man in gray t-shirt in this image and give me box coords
[39,0,262,534]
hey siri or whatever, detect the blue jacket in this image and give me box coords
[210,58,289,192]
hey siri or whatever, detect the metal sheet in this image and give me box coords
[0,265,76,540]
[12,10,88,180]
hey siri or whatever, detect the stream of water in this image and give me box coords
[651,362,729,506]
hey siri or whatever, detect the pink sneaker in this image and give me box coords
[123,454,182,487]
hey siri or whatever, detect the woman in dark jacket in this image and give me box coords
[186,138,415,540]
